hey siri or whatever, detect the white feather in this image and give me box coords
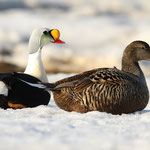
[20,79,45,89]
[24,50,48,82]
[0,81,8,96]
[24,28,49,82]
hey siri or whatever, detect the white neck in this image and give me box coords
[24,48,48,82]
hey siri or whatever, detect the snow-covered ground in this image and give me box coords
[0,74,150,150]
[0,73,150,150]
[1,1,150,150]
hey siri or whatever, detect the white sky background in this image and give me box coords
[0,0,150,74]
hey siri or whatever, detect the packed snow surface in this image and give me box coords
[0,74,150,150]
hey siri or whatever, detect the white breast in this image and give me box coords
[0,81,8,96]
[24,51,48,82]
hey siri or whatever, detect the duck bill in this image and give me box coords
[53,39,65,44]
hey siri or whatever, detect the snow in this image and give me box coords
[0,74,150,150]
[1,0,150,149]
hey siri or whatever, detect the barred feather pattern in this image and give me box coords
[43,41,150,114]
[52,68,149,114]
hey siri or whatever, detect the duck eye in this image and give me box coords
[141,47,145,50]
[43,31,47,34]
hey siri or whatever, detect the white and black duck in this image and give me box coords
[0,28,64,109]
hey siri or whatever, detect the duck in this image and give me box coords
[41,41,150,115]
[0,28,64,109]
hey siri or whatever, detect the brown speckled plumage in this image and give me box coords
[42,41,150,114]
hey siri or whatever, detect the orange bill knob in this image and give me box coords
[51,29,65,44]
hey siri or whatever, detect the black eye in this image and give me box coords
[43,31,47,34]
[141,47,145,49]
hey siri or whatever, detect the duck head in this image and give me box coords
[28,28,64,54]
[124,41,150,62]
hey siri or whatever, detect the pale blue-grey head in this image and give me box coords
[28,28,64,54]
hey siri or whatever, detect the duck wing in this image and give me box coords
[46,67,133,92]
[0,72,50,109]
[54,68,100,86]
[42,68,148,114]
[12,72,41,83]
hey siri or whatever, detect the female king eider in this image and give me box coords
[0,28,64,109]
[41,41,150,115]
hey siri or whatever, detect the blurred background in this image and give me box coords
[0,0,150,75]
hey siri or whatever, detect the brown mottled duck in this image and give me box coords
[41,41,150,114]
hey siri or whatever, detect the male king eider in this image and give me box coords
[0,28,64,109]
